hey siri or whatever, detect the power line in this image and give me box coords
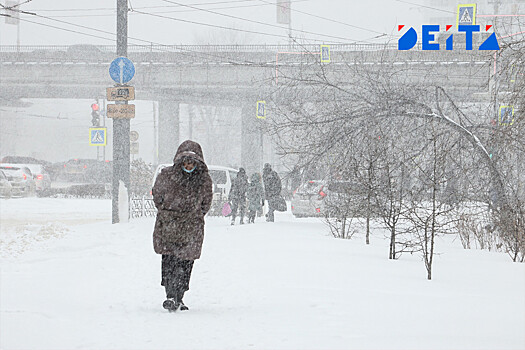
[258,0,390,37]
[25,0,286,12]
[16,16,119,43]
[22,3,348,48]
[41,1,310,19]
[132,9,346,43]
[19,13,264,65]
[0,109,69,119]
[393,0,455,15]
[158,0,363,42]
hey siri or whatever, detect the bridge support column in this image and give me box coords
[241,104,264,175]
[158,100,180,164]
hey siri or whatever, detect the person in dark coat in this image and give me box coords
[262,163,282,222]
[246,172,264,223]
[228,167,248,225]
[152,140,213,312]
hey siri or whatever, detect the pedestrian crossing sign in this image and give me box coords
[89,127,107,146]
[256,100,266,119]
[457,4,476,28]
[320,45,330,63]
[499,106,514,126]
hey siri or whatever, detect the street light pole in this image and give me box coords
[112,0,131,223]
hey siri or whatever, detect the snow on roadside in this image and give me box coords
[1,198,524,350]
[0,198,110,257]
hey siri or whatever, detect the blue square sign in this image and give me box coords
[89,128,107,146]
[499,106,514,126]
[457,4,476,27]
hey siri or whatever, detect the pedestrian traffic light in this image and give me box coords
[91,103,100,127]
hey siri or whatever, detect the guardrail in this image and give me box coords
[128,194,228,219]
[130,194,157,219]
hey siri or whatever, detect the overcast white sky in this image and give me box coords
[0,0,428,46]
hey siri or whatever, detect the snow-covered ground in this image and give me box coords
[1,198,524,350]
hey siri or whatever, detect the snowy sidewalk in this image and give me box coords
[1,198,524,350]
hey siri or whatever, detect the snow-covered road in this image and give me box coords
[1,198,524,350]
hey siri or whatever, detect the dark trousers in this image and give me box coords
[161,255,194,300]
[266,199,276,222]
[247,210,256,223]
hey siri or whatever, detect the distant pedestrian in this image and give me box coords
[152,140,213,312]
[229,167,248,225]
[262,163,282,222]
[289,165,302,194]
[246,172,264,223]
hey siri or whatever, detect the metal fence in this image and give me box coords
[130,194,157,219]
[0,43,399,53]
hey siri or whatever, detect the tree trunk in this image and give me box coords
[389,225,396,260]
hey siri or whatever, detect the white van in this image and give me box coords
[151,164,238,216]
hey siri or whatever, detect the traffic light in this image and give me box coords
[91,103,100,127]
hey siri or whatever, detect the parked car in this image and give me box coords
[0,165,36,197]
[0,156,56,182]
[0,170,12,198]
[291,180,328,218]
[61,159,111,183]
[22,164,52,192]
[151,164,238,216]
[1,156,49,165]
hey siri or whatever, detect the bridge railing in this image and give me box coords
[0,43,400,53]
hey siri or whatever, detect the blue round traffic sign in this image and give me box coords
[109,57,135,84]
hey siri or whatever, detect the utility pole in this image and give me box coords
[112,0,130,224]
[103,98,106,161]
[153,101,158,168]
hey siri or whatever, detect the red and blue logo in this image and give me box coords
[398,25,500,51]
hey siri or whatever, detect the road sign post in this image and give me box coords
[112,0,131,224]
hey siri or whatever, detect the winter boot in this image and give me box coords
[163,298,180,312]
[176,292,189,311]
[179,300,189,311]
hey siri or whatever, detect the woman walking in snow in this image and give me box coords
[246,172,264,223]
[228,167,248,225]
[152,140,213,312]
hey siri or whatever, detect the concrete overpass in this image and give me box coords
[0,44,496,171]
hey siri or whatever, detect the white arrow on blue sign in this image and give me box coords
[109,57,135,84]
